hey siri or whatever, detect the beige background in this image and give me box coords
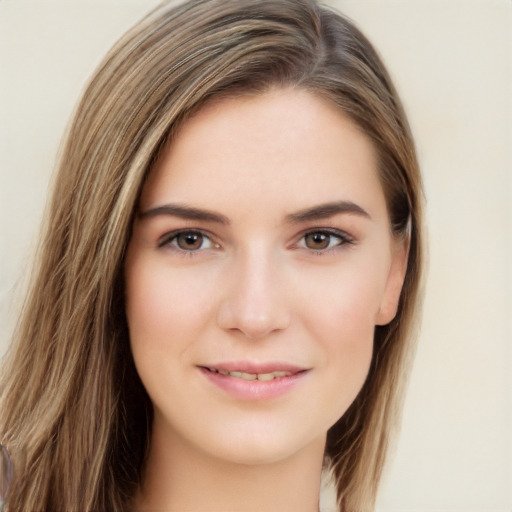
[1,0,511,510]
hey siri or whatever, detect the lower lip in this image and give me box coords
[200,368,308,401]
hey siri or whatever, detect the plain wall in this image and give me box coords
[0,1,510,510]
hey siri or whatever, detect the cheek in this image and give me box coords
[301,259,386,346]
[124,260,220,419]
[298,262,384,423]
[319,282,375,383]
[125,259,217,366]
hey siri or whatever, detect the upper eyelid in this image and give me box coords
[296,227,354,242]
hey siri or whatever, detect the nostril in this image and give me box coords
[217,303,290,340]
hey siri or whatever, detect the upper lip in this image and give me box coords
[199,361,308,375]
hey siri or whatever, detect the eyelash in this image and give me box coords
[158,228,354,256]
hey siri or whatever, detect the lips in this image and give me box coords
[199,362,309,400]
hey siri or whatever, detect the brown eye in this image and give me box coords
[298,230,351,252]
[160,230,215,252]
[304,232,331,250]
[176,232,204,250]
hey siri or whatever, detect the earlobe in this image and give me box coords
[376,236,409,326]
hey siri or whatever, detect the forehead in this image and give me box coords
[140,88,387,221]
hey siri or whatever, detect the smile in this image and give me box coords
[199,364,309,401]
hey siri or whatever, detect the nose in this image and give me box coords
[216,248,291,340]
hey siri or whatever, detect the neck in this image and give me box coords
[134,423,326,512]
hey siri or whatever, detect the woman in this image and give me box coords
[0,0,424,510]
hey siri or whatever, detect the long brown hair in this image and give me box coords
[0,1,424,510]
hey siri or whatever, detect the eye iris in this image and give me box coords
[177,232,203,250]
[305,232,330,250]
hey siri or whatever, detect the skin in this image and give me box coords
[125,88,408,512]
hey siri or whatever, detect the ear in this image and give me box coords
[375,235,409,326]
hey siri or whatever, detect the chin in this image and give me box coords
[197,419,327,467]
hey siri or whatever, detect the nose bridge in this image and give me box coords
[217,243,290,339]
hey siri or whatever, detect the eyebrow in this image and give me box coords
[285,201,371,223]
[138,204,230,225]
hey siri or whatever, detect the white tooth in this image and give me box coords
[257,372,275,381]
[240,372,257,381]
[223,370,292,381]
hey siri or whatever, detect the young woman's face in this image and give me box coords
[125,88,407,466]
